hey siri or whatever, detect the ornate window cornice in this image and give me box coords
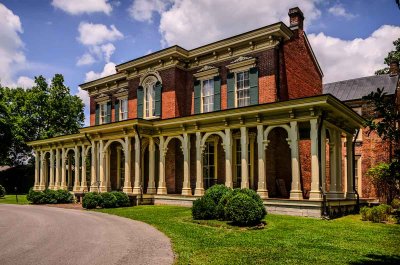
[226,56,256,72]
[193,65,219,79]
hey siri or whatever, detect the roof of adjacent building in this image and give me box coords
[323,74,399,101]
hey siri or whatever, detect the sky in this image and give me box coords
[1,0,399,126]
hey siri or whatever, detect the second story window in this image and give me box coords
[99,102,107,124]
[236,70,250,107]
[119,98,128,120]
[202,79,214,113]
[143,76,157,119]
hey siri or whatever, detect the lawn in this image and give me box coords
[0,194,29,205]
[98,205,400,265]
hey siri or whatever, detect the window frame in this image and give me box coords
[118,97,128,121]
[98,101,108,125]
[200,78,215,113]
[232,133,255,189]
[234,70,251,108]
[142,76,158,119]
[203,137,218,189]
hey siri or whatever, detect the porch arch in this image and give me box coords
[103,138,126,153]
[201,131,226,148]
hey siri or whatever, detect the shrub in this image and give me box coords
[100,192,117,208]
[41,189,58,204]
[205,185,232,204]
[27,188,44,204]
[82,192,103,209]
[360,206,371,221]
[391,198,400,209]
[226,193,266,225]
[55,189,73,203]
[216,190,234,220]
[111,191,130,207]
[192,196,217,220]
[0,185,6,198]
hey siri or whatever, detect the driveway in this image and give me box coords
[0,204,173,265]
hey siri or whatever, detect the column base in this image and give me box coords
[38,185,46,191]
[99,186,110,192]
[289,190,303,200]
[147,187,157,194]
[157,187,167,195]
[309,190,323,201]
[194,188,204,196]
[122,186,133,194]
[181,188,192,196]
[132,187,141,195]
[80,186,88,192]
[224,181,233,189]
[257,189,269,200]
[73,186,80,193]
[241,181,249,189]
[345,192,356,199]
[90,186,99,192]
[326,191,345,199]
[59,184,68,190]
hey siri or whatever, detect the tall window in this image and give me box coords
[236,71,250,107]
[234,139,251,188]
[99,102,107,124]
[203,141,216,189]
[143,76,157,118]
[202,79,214,113]
[119,98,128,120]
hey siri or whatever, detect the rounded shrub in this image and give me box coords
[55,189,73,203]
[216,190,234,220]
[100,192,118,208]
[27,188,44,204]
[41,189,58,204]
[82,192,103,209]
[391,198,400,209]
[111,191,130,207]
[225,193,266,225]
[360,206,371,221]
[205,185,232,204]
[0,185,6,198]
[192,195,217,220]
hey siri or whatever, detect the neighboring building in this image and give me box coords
[324,62,400,199]
[28,7,364,217]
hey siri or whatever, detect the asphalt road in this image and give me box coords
[0,204,173,265]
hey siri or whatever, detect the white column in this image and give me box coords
[39,151,45,190]
[90,141,98,192]
[73,146,80,192]
[147,137,157,194]
[224,129,233,189]
[116,147,121,190]
[99,140,107,192]
[34,151,40,190]
[80,146,87,192]
[289,121,302,199]
[55,149,60,189]
[346,134,355,199]
[336,131,344,197]
[320,126,327,193]
[49,150,55,190]
[106,148,111,191]
[240,127,249,189]
[123,136,132,194]
[182,133,192,195]
[61,148,67,189]
[309,119,322,200]
[257,125,268,199]
[67,154,72,189]
[133,134,141,194]
[329,138,337,193]
[157,136,167,195]
[195,132,204,196]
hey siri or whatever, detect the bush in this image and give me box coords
[100,192,117,208]
[192,196,217,220]
[216,191,234,220]
[205,185,232,204]
[41,189,58,204]
[82,192,103,209]
[361,204,392,223]
[111,191,130,207]
[225,193,266,225]
[391,198,400,209]
[360,206,371,221]
[27,188,44,204]
[0,185,6,198]
[55,189,73,203]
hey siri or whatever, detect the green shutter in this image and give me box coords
[227,72,235,109]
[154,81,162,117]
[194,80,201,114]
[115,99,119,122]
[137,86,143,119]
[214,76,221,111]
[106,101,112,123]
[249,67,259,105]
[95,104,99,125]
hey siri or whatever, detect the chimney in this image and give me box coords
[288,7,304,31]
[389,59,399,76]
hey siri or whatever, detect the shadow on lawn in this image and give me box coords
[350,254,400,265]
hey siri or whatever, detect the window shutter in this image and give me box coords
[154,81,162,117]
[249,67,259,105]
[106,101,112,123]
[137,86,143,118]
[194,80,201,114]
[115,99,119,122]
[227,72,235,109]
[213,76,221,111]
[95,104,99,125]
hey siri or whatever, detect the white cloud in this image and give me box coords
[51,0,112,15]
[76,53,96,66]
[78,22,123,46]
[129,0,171,23]
[85,62,116,82]
[129,0,321,49]
[76,87,91,126]
[16,76,35,88]
[97,43,115,62]
[309,25,400,83]
[328,4,357,19]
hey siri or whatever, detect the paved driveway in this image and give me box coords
[0,204,173,265]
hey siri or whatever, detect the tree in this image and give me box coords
[0,74,84,166]
[0,87,12,163]
[375,37,400,75]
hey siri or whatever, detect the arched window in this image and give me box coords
[143,75,157,118]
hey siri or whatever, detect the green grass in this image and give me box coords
[98,206,400,265]
[0,194,29,205]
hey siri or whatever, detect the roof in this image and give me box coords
[323,74,399,101]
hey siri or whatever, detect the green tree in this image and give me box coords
[0,87,13,163]
[375,37,400,75]
[0,74,84,166]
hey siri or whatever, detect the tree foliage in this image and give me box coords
[0,74,84,166]
[375,37,400,75]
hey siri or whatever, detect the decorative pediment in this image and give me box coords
[94,93,110,103]
[193,65,219,79]
[226,56,256,72]
[114,88,128,98]
[197,65,217,73]
[230,56,254,64]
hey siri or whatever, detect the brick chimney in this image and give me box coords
[389,59,399,76]
[288,7,304,31]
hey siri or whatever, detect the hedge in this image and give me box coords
[27,188,73,204]
[82,191,131,209]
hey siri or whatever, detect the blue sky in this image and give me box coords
[0,0,399,125]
